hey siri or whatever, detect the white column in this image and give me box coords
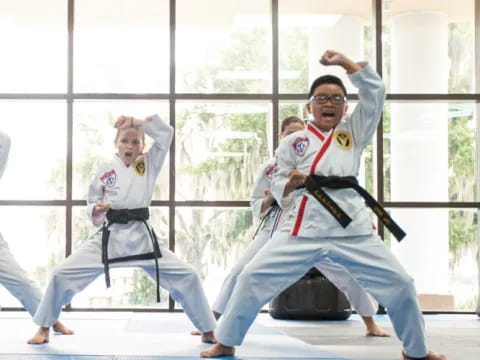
[390,12,450,295]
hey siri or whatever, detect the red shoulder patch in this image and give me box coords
[100,169,117,187]
[292,137,309,156]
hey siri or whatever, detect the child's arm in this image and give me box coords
[86,169,109,227]
[270,140,302,208]
[321,50,385,148]
[250,163,276,218]
[0,130,11,180]
[320,50,362,74]
[118,115,173,177]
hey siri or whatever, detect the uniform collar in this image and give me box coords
[307,122,333,141]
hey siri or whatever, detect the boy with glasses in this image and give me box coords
[201,50,447,360]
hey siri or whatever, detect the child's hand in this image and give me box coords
[263,188,274,199]
[320,50,347,66]
[320,50,362,74]
[93,200,111,216]
[287,170,306,188]
[114,116,135,129]
[263,188,275,205]
[283,170,307,197]
[115,115,149,129]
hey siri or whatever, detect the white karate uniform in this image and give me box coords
[212,158,377,317]
[0,130,43,316]
[33,116,216,332]
[215,65,429,358]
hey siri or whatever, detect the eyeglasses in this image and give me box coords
[309,94,347,105]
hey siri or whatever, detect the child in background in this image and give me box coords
[201,50,447,360]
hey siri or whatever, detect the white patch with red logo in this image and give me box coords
[292,137,309,156]
[265,164,278,179]
[100,169,117,187]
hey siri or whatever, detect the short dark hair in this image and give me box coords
[308,74,347,99]
[280,116,304,133]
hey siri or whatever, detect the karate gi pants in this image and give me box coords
[33,238,216,333]
[215,228,427,358]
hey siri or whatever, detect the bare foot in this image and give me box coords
[402,350,448,360]
[200,343,235,358]
[366,323,390,337]
[52,320,74,335]
[27,327,50,344]
[191,329,202,336]
[201,330,217,344]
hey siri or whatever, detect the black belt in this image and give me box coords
[252,200,280,239]
[304,175,406,241]
[101,208,162,302]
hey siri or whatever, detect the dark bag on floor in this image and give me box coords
[269,268,352,320]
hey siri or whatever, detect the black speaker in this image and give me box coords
[269,268,352,320]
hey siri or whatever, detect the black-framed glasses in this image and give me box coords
[309,94,347,105]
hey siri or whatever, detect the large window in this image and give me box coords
[0,0,478,312]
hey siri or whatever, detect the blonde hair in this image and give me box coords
[114,127,145,144]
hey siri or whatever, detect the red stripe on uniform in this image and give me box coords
[309,129,334,174]
[291,127,334,236]
[292,195,308,235]
[307,123,325,141]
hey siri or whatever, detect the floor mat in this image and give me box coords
[0,313,343,359]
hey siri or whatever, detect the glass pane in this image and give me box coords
[71,206,169,308]
[0,101,66,200]
[390,208,478,311]
[383,102,478,202]
[279,0,373,94]
[74,0,169,93]
[0,207,65,308]
[279,101,309,122]
[175,101,271,201]
[73,101,169,200]
[176,0,271,93]
[0,0,67,93]
[383,0,474,93]
[174,207,255,307]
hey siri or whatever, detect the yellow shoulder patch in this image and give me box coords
[133,159,146,176]
[334,130,353,150]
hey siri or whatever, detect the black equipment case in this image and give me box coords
[269,268,352,320]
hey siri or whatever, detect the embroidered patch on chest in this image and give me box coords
[334,130,353,150]
[292,137,309,156]
[265,164,278,179]
[133,159,146,176]
[100,169,117,187]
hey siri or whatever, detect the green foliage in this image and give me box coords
[127,270,158,305]
[449,210,477,266]
[448,111,477,265]
[448,23,473,93]
[183,27,269,93]
[447,23,476,264]
[175,102,263,275]
[279,103,308,123]
[279,28,309,93]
